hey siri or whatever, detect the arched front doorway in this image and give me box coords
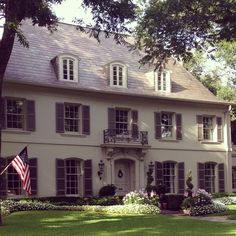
[114,159,135,196]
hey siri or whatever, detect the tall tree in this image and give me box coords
[0,0,136,225]
[135,0,236,67]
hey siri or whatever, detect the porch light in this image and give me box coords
[98,160,105,180]
[148,161,154,172]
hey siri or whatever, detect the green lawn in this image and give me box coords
[227,205,236,220]
[1,211,236,236]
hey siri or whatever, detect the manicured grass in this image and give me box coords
[227,205,236,220]
[1,211,236,236]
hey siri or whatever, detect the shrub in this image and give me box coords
[190,201,227,216]
[2,200,58,216]
[123,190,158,206]
[99,184,116,197]
[213,197,234,205]
[165,194,185,211]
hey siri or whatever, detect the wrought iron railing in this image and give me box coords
[103,129,148,145]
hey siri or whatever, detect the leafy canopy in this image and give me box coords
[135,0,236,67]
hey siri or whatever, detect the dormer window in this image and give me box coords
[155,70,171,92]
[58,54,79,82]
[109,62,127,88]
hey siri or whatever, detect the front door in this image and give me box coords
[115,159,132,196]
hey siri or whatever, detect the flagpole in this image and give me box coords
[0,161,12,175]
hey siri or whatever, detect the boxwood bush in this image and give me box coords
[165,194,185,211]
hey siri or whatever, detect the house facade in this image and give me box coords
[0,21,234,198]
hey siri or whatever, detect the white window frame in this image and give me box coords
[109,62,127,88]
[203,116,214,141]
[205,162,216,193]
[59,54,79,82]
[64,103,81,134]
[6,98,25,130]
[155,70,171,92]
[163,162,176,193]
[65,159,81,196]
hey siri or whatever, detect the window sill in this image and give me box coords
[3,129,31,135]
[200,141,221,144]
[59,79,78,83]
[60,133,87,138]
[158,139,180,142]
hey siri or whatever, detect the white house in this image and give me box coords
[0,21,235,198]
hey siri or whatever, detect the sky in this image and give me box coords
[0,0,92,38]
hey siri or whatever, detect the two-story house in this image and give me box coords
[0,21,234,198]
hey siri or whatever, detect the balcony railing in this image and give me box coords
[103,129,148,145]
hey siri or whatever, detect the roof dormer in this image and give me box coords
[109,61,128,88]
[155,70,171,93]
[51,53,79,82]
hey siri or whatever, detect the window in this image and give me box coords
[65,159,81,195]
[56,103,90,135]
[161,112,173,138]
[205,163,216,193]
[109,62,127,88]
[203,116,213,140]
[163,162,176,193]
[64,104,80,132]
[6,99,24,129]
[58,54,79,82]
[155,70,171,92]
[3,98,35,131]
[198,162,224,193]
[56,159,92,197]
[0,157,37,197]
[197,115,223,142]
[232,167,236,190]
[154,112,182,140]
[7,159,23,196]
[115,109,129,134]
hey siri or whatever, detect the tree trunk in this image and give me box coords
[0,25,16,226]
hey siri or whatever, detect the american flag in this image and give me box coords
[11,147,31,195]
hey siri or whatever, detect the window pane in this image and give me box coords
[64,105,80,132]
[6,99,24,129]
[115,109,128,134]
[203,117,213,140]
[7,160,22,195]
[205,163,215,193]
[161,113,173,138]
[66,159,79,195]
[163,162,175,193]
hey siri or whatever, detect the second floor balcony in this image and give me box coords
[103,129,148,145]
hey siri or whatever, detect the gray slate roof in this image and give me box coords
[4,20,227,105]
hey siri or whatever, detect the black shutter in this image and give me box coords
[84,159,93,197]
[1,98,6,130]
[176,114,182,140]
[198,163,205,189]
[155,161,163,185]
[29,158,37,196]
[218,163,225,193]
[154,112,161,139]
[131,110,138,138]
[178,162,185,194]
[217,117,223,142]
[197,115,203,141]
[82,105,90,135]
[0,157,7,197]
[56,159,65,196]
[108,108,116,135]
[26,100,36,131]
[56,103,64,133]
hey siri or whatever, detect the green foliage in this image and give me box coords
[135,0,236,67]
[123,190,159,206]
[1,200,58,216]
[98,184,116,197]
[190,202,227,216]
